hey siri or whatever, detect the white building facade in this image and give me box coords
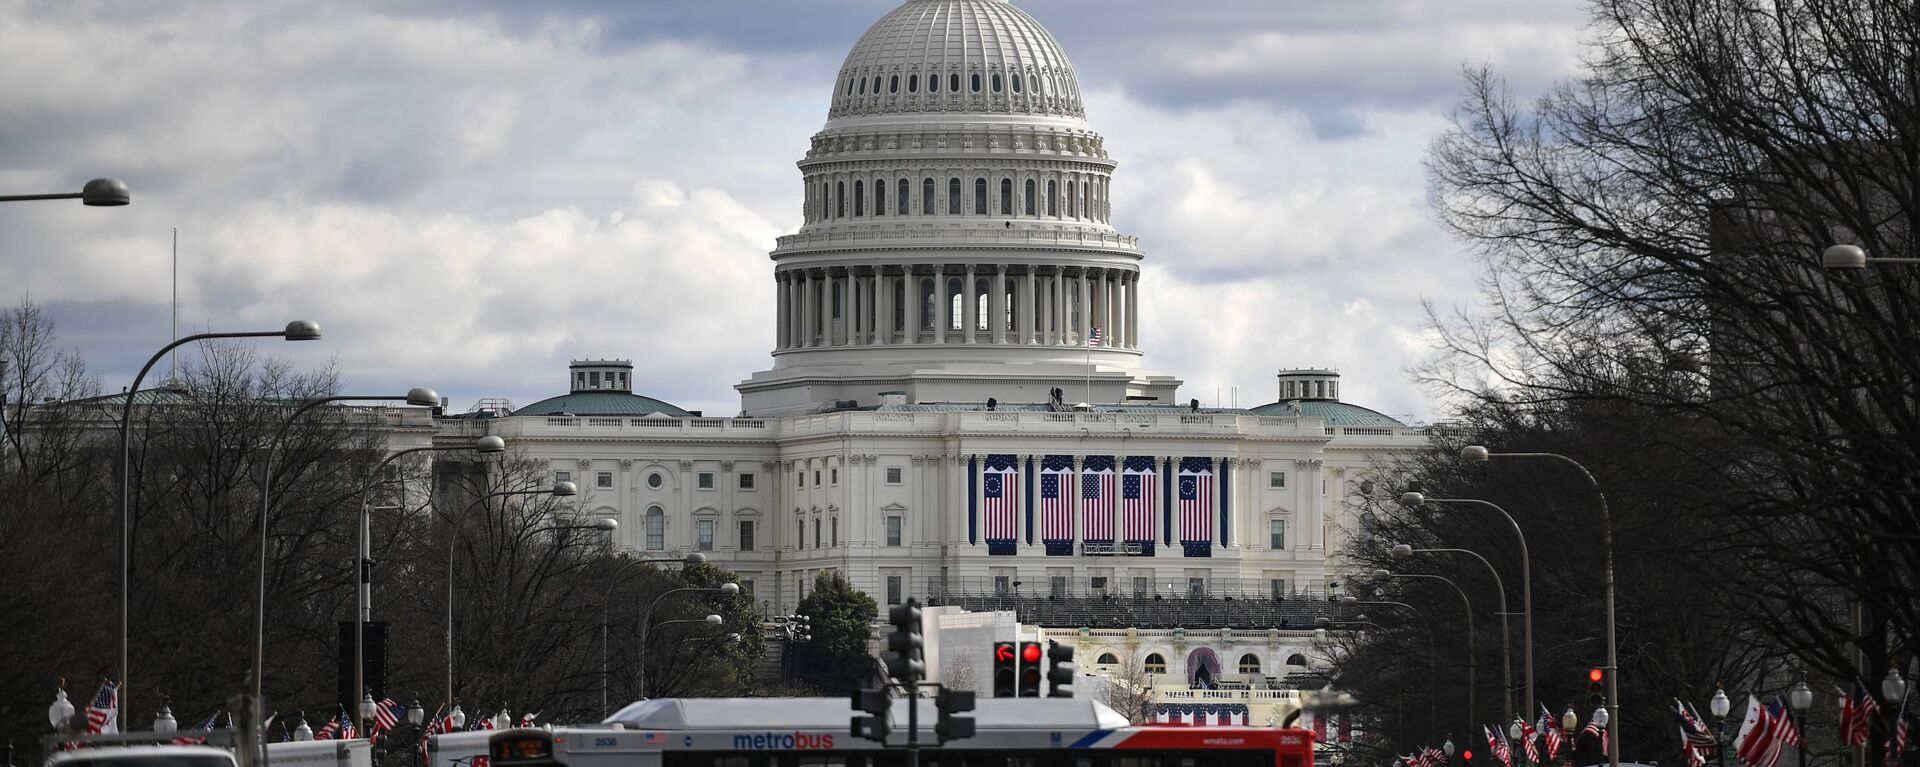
[440,0,1427,621]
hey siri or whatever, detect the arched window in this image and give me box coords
[952,73,962,93]
[874,180,885,217]
[921,278,937,329]
[948,278,963,330]
[872,76,882,94]
[949,178,961,215]
[893,279,906,331]
[1144,654,1166,674]
[1012,73,1022,93]
[889,75,899,94]
[974,178,987,215]
[1047,180,1058,216]
[976,278,989,330]
[1097,652,1119,665]
[970,73,981,93]
[991,73,1003,92]
[1286,653,1309,667]
[899,179,910,216]
[1067,180,1076,217]
[1238,654,1261,674]
[923,178,935,214]
[813,518,821,549]
[1004,289,1015,330]
[795,518,804,549]
[854,180,865,216]
[858,77,866,95]
[845,78,854,96]
[928,73,938,93]
[645,506,665,550]
[1000,178,1013,215]
[835,181,845,218]
[831,282,842,319]
[908,74,917,93]
[1024,179,1036,215]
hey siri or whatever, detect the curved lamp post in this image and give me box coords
[440,481,593,707]
[637,582,740,699]
[254,388,440,709]
[601,553,708,716]
[120,320,320,722]
[1394,542,1514,728]
[0,177,130,206]
[1401,490,1535,721]
[1459,445,1617,767]
[1342,596,1439,741]
[1822,244,1920,268]
[352,437,507,733]
[1376,568,1477,737]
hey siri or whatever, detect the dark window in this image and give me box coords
[831,282,841,318]
[845,77,854,96]
[970,73,981,92]
[899,179,910,215]
[1000,178,1013,215]
[949,178,962,214]
[872,76,881,93]
[835,181,845,217]
[1067,180,1076,217]
[854,180,864,216]
[874,180,885,216]
[923,178,935,214]
[951,73,962,93]
[1013,74,1023,93]
[739,473,756,490]
[889,75,899,94]
[928,73,937,93]
[1048,180,1057,216]
[858,77,866,95]
[1024,179,1036,215]
[646,472,662,489]
[697,472,714,489]
[974,178,987,214]
[991,73,1002,92]
[738,520,755,551]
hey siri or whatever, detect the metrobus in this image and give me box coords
[430,699,1313,767]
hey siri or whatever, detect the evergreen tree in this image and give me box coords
[790,571,878,695]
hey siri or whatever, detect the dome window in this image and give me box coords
[970,73,981,93]
[927,74,937,93]
[953,73,963,93]
[845,78,854,96]
[908,74,918,93]
[1012,74,1022,93]
[889,75,899,94]
[858,78,866,95]
[872,76,882,94]
[991,73,1003,92]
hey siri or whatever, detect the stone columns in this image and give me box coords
[905,271,921,345]
[963,265,978,344]
[933,268,948,345]
[1127,273,1139,349]
[1018,270,1035,344]
[799,270,815,347]
[991,267,1008,345]
[775,272,789,349]
[841,269,855,346]
[1090,268,1106,345]
[1114,273,1128,349]
[1051,267,1067,345]
[877,271,892,345]
[1078,268,1093,346]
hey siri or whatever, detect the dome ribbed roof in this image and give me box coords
[512,392,692,418]
[828,0,1084,121]
[1248,400,1408,428]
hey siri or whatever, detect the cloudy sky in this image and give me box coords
[0,0,1590,421]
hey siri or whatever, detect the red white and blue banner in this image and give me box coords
[1122,456,1157,555]
[1040,455,1075,554]
[1080,455,1116,546]
[1178,457,1215,556]
[984,454,1020,555]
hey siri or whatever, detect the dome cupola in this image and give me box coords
[829,0,1084,124]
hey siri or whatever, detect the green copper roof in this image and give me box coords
[513,391,692,418]
[1248,399,1406,427]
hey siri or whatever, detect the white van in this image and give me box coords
[46,745,238,767]
[263,740,372,767]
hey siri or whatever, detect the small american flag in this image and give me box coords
[1485,725,1512,767]
[84,681,118,734]
[1887,692,1910,757]
[1521,719,1540,764]
[315,713,340,741]
[1080,458,1115,543]
[1087,325,1102,347]
[373,698,401,732]
[1841,682,1876,747]
[172,712,221,745]
[1538,706,1565,760]
[338,708,358,740]
[520,712,538,727]
[642,732,668,746]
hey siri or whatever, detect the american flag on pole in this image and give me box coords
[983,454,1019,551]
[1088,325,1102,347]
[1080,456,1116,545]
[1485,725,1513,767]
[1538,706,1565,760]
[1177,458,1214,554]
[1673,698,1716,765]
[370,698,404,743]
[1841,681,1877,747]
[1040,455,1074,552]
[84,681,118,734]
[1887,690,1911,758]
[339,708,358,740]
[1775,698,1804,749]
[1521,719,1540,764]
[1122,457,1156,551]
[172,712,222,745]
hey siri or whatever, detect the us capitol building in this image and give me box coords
[439,0,1424,702]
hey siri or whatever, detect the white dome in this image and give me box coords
[829,0,1085,122]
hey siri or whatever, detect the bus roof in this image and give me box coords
[605,697,1130,731]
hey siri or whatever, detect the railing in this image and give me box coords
[1081,541,1146,556]
[774,226,1140,252]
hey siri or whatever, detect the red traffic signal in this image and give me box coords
[996,643,1016,663]
[1462,751,1474,763]
[1588,668,1604,683]
[1022,643,1044,663]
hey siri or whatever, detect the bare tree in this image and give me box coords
[1100,638,1155,724]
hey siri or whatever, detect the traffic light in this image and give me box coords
[885,600,925,684]
[935,687,976,742]
[993,642,1017,697]
[1046,641,1077,698]
[1018,641,1043,697]
[1588,668,1605,705]
[1461,749,1474,767]
[851,688,890,743]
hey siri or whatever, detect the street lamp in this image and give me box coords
[1400,491,1536,722]
[1883,668,1908,703]
[406,700,425,726]
[1788,682,1813,767]
[637,582,741,699]
[1444,738,1456,757]
[602,553,710,716]
[49,687,75,731]
[0,177,131,206]
[294,716,313,742]
[491,709,510,730]
[254,388,440,710]
[1561,706,1577,733]
[358,694,378,729]
[450,705,466,730]
[1342,596,1439,741]
[1375,568,1477,736]
[1710,685,1732,767]
[353,437,507,732]
[154,702,177,732]
[1822,244,1920,269]
[1394,542,1515,728]
[1459,445,1618,767]
[121,320,321,722]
